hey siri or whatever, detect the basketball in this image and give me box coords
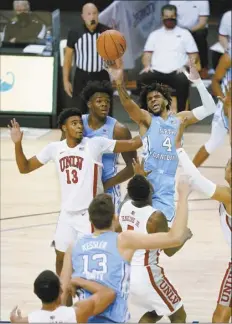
[97,30,126,61]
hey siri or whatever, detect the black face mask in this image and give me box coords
[163,18,177,29]
[17,12,30,25]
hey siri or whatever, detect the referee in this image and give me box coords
[63,3,110,114]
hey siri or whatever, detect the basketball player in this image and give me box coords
[175,118,232,323]
[61,176,192,323]
[8,109,141,276]
[81,80,136,213]
[193,47,232,167]
[119,170,192,323]
[106,59,217,224]
[10,270,115,323]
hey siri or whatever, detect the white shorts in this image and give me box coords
[205,103,228,154]
[129,265,182,319]
[53,209,92,252]
[217,261,232,308]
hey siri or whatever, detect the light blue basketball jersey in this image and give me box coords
[220,64,231,130]
[82,115,121,212]
[141,114,180,222]
[72,232,130,323]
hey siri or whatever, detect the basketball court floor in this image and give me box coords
[0,127,230,322]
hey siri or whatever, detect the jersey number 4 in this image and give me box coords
[66,169,78,184]
[83,253,108,274]
[162,137,172,152]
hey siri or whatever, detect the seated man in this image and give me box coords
[170,0,210,78]
[138,4,200,113]
[3,0,46,44]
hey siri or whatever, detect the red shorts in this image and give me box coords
[217,262,232,308]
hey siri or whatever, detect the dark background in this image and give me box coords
[0,0,231,16]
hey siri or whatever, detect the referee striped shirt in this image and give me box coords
[67,23,109,72]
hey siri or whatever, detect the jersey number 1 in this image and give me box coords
[66,169,78,184]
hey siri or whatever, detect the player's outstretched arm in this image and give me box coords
[114,135,143,153]
[105,60,150,125]
[119,175,191,251]
[177,59,217,125]
[175,118,231,205]
[71,277,116,318]
[8,119,44,174]
[103,123,137,190]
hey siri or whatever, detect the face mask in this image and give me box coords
[163,18,177,29]
[17,12,30,25]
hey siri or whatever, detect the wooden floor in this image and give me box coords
[0,128,231,323]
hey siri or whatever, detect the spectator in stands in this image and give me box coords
[211,10,231,71]
[169,1,210,79]
[3,0,46,43]
[138,4,199,113]
[63,3,110,114]
[219,10,231,51]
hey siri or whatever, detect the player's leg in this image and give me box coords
[193,107,228,167]
[53,211,78,275]
[212,262,232,323]
[212,304,231,323]
[139,310,163,323]
[130,265,185,323]
[168,306,187,323]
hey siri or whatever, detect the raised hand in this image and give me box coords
[183,227,193,242]
[10,306,22,323]
[132,157,152,177]
[8,119,23,143]
[103,58,124,82]
[183,58,200,82]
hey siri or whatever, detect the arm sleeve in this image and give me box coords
[67,30,77,49]
[177,148,216,197]
[191,79,217,120]
[36,143,55,164]
[184,30,199,53]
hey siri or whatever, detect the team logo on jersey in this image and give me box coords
[131,211,135,215]
[50,316,55,320]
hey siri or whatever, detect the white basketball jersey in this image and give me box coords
[219,203,232,246]
[28,306,76,323]
[36,137,116,212]
[119,200,161,266]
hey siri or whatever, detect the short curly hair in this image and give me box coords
[139,82,172,110]
[81,80,114,106]
[127,175,151,201]
[57,108,82,129]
